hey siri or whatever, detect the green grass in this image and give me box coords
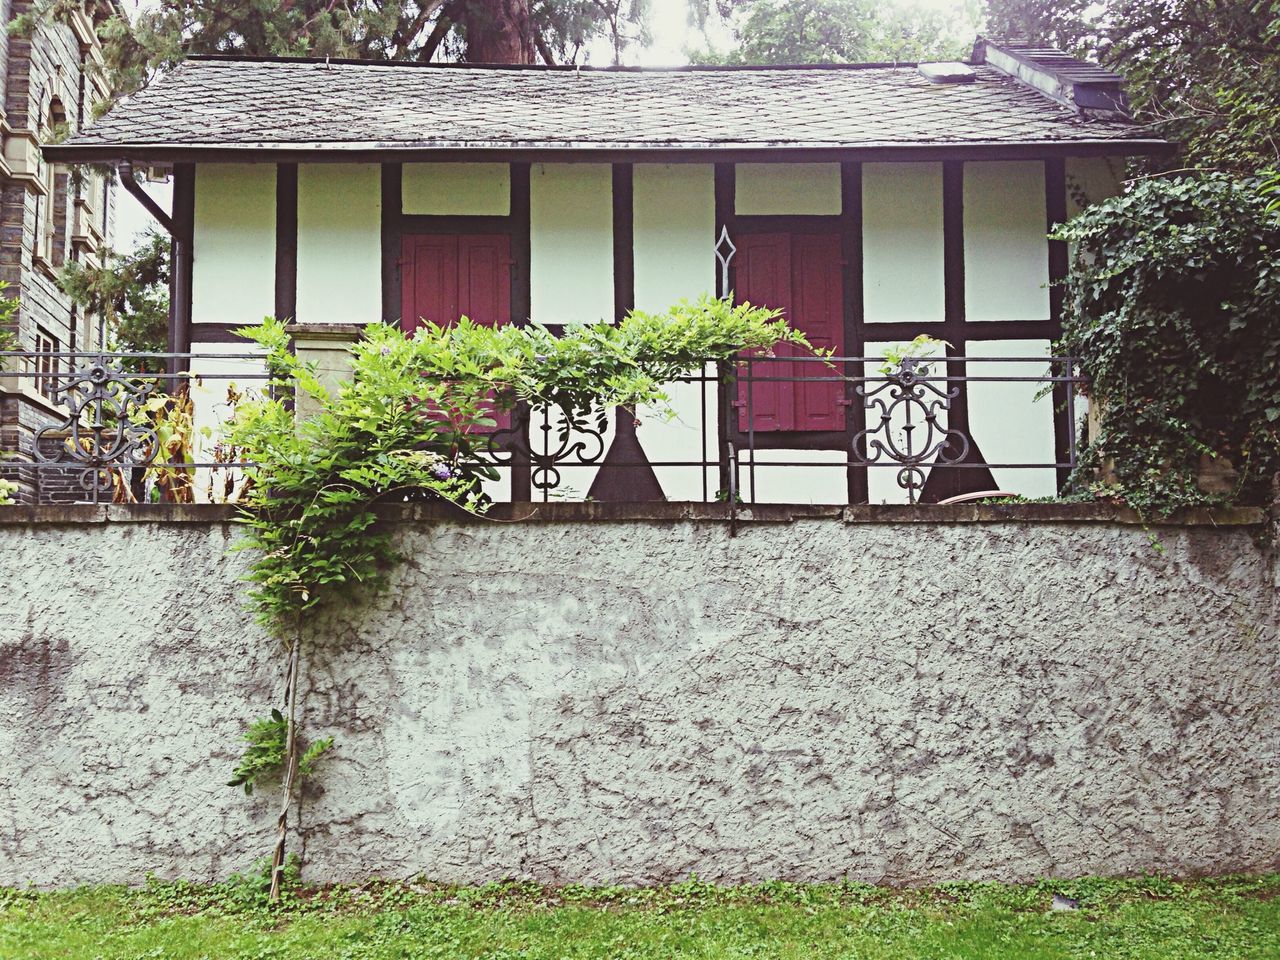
[2,873,1278,959]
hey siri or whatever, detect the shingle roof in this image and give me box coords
[47,56,1166,162]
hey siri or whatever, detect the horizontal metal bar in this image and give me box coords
[19,461,256,469]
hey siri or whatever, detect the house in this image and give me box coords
[45,38,1168,505]
[0,0,117,504]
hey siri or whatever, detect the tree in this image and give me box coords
[983,0,1280,174]
[59,226,170,358]
[12,0,651,107]
[691,0,979,65]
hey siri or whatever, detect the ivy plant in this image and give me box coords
[1054,174,1280,515]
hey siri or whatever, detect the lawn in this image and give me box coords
[2,872,1278,959]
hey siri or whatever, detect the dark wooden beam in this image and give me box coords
[1045,156,1073,491]
[169,162,195,372]
[380,163,403,325]
[274,163,298,322]
[840,161,868,504]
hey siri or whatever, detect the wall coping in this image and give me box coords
[0,501,1267,527]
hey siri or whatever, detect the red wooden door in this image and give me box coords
[401,233,513,430]
[734,231,845,432]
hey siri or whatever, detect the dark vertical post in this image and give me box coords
[1045,157,1072,491]
[941,160,970,432]
[588,162,664,502]
[169,163,195,374]
[840,161,868,504]
[508,162,533,501]
[275,163,298,322]
[714,162,735,498]
[612,163,634,322]
[935,159,972,497]
[380,163,402,325]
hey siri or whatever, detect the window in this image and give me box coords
[33,326,59,400]
[732,231,846,432]
[34,98,68,266]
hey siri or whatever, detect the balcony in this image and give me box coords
[0,348,1085,508]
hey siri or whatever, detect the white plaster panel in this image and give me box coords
[1066,157,1125,217]
[188,342,267,502]
[296,164,382,324]
[965,339,1058,499]
[192,164,276,325]
[636,367,719,502]
[863,339,948,504]
[963,161,1050,322]
[735,163,841,215]
[631,165,718,501]
[402,163,510,216]
[632,164,715,311]
[530,163,613,326]
[529,402,614,501]
[862,162,945,324]
[742,448,847,504]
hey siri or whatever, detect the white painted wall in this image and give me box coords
[735,163,841,215]
[862,162,945,325]
[402,163,510,216]
[965,338,1058,498]
[192,164,275,325]
[743,449,847,504]
[963,161,1050,322]
[632,164,718,501]
[188,342,267,502]
[1066,157,1125,217]
[296,164,382,324]
[530,162,613,326]
[527,164,616,497]
[861,338,949,504]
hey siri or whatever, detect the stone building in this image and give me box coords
[0,0,116,503]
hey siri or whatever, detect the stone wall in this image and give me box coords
[1,503,1277,888]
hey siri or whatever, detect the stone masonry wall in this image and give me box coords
[1,504,1277,888]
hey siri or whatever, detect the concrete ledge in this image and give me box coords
[0,500,1267,526]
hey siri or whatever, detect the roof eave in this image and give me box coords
[45,139,1175,165]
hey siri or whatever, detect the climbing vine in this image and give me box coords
[1054,173,1280,516]
[225,297,805,897]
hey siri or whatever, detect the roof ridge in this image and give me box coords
[184,53,932,73]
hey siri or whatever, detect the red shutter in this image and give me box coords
[401,234,513,432]
[400,235,458,336]
[457,235,512,328]
[734,233,794,432]
[790,233,846,432]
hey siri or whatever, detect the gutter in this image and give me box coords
[116,160,174,235]
[48,139,1174,165]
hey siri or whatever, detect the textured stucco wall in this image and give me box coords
[1,508,1277,888]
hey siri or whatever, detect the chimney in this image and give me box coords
[973,38,1129,119]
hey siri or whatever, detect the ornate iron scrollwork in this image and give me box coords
[484,404,608,496]
[32,357,159,500]
[851,356,969,504]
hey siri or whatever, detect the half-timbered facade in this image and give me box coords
[47,39,1168,504]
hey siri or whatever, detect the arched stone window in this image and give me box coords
[34,97,69,267]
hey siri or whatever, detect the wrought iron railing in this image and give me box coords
[0,349,1085,507]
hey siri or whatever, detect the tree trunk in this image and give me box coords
[462,0,536,63]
